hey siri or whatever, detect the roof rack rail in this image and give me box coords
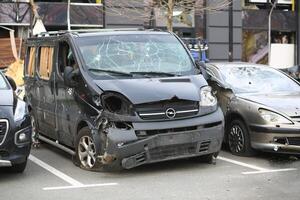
[35,28,147,37]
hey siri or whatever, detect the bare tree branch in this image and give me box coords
[100,0,233,31]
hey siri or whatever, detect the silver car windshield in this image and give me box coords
[221,66,300,93]
[76,34,194,77]
[0,74,8,89]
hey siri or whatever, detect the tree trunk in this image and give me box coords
[167,0,174,32]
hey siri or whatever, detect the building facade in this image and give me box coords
[0,0,299,68]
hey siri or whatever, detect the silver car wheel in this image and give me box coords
[229,125,245,153]
[78,136,96,169]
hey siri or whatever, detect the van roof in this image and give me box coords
[30,28,169,39]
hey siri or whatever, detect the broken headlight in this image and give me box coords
[200,86,217,107]
[101,93,135,116]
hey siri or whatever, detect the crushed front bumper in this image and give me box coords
[250,124,300,154]
[104,108,224,169]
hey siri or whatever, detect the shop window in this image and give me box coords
[27,47,36,77]
[39,47,54,80]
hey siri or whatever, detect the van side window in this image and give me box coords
[58,42,78,76]
[39,47,54,80]
[26,47,36,77]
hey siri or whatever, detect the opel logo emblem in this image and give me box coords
[166,108,176,119]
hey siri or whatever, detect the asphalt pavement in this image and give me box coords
[1,143,300,200]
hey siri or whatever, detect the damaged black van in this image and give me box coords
[24,30,224,170]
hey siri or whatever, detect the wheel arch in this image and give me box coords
[76,120,93,135]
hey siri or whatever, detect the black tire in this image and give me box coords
[75,127,98,170]
[10,160,27,173]
[227,119,256,156]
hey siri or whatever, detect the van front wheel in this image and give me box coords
[75,127,97,170]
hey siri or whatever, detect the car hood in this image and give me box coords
[0,89,13,106]
[94,75,206,104]
[237,92,300,116]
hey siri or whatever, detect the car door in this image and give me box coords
[35,45,58,140]
[54,41,80,147]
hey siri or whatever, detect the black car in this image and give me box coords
[24,30,224,171]
[207,62,300,156]
[0,72,31,172]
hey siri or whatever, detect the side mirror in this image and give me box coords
[6,76,17,91]
[64,66,79,87]
[195,60,209,80]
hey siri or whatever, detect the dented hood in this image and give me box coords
[237,92,300,116]
[94,75,206,104]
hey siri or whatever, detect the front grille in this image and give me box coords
[136,122,222,138]
[149,143,197,160]
[287,137,300,146]
[0,120,8,145]
[199,141,211,152]
[275,137,300,146]
[136,126,198,136]
[136,100,199,120]
[0,150,9,157]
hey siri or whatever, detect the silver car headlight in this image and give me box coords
[258,109,292,124]
[200,86,217,107]
[14,100,27,122]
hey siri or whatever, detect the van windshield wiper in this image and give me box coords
[88,68,133,77]
[130,71,177,77]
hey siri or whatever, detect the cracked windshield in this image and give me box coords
[76,34,194,78]
[222,66,300,94]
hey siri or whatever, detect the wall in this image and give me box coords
[205,0,243,62]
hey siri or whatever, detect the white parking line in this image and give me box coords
[218,156,267,171]
[218,156,297,175]
[43,183,119,191]
[29,154,118,190]
[29,154,83,186]
[242,168,297,175]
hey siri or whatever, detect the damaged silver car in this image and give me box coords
[206,62,300,156]
[24,30,224,170]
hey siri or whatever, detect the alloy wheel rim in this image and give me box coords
[78,136,96,169]
[229,125,245,153]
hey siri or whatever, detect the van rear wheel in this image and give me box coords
[75,127,97,170]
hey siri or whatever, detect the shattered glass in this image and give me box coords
[76,34,194,78]
[221,66,300,94]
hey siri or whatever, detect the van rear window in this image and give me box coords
[39,47,54,80]
[27,47,36,77]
